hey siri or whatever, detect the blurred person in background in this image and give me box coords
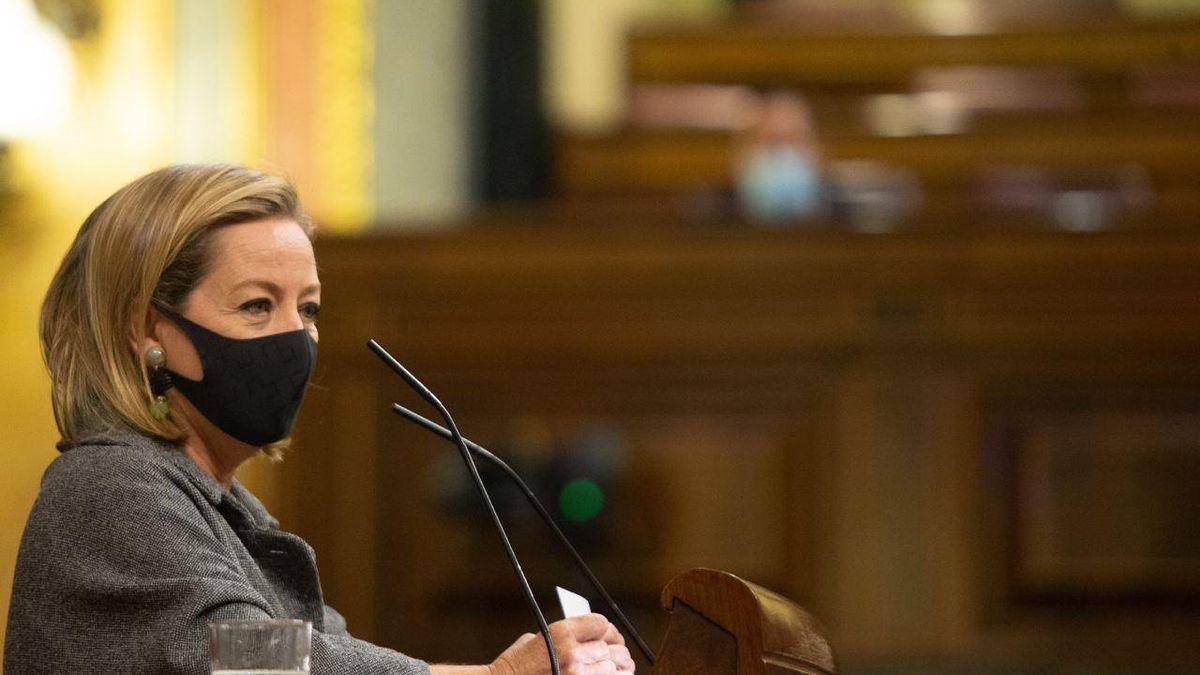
[734,90,829,225]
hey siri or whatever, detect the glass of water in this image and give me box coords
[209,619,311,674]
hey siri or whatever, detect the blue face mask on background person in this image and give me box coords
[155,303,318,446]
[736,146,824,224]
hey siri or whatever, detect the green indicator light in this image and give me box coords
[559,478,605,521]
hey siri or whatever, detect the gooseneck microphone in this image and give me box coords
[367,340,561,675]
[389,402,658,666]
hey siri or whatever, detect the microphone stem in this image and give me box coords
[390,402,658,666]
[368,341,561,675]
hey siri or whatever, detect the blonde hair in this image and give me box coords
[40,164,314,458]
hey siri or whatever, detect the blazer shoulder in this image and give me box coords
[45,441,183,492]
[36,433,220,523]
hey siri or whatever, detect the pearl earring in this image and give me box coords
[146,345,172,420]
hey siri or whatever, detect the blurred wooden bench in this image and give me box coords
[626,19,1200,88]
[553,18,1200,223]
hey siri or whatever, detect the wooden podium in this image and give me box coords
[651,569,837,675]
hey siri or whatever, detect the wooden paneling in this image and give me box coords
[283,224,1200,671]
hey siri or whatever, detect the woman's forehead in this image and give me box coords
[207,218,318,287]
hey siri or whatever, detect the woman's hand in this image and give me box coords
[490,614,635,675]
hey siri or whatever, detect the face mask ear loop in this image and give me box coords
[151,300,192,333]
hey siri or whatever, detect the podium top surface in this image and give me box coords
[661,568,837,675]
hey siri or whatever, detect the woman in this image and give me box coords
[5,164,635,675]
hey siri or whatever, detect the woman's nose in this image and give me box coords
[276,308,306,332]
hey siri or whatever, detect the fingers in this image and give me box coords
[600,622,626,646]
[559,613,609,642]
[514,632,538,647]
[545,615,635,674]
[554,614,624,646]
[608,644,633,671]
[567,641,633,674]
[585,661,618,674]
[572,640,612,665]
[565,660,617,675]
[495,626,633,675]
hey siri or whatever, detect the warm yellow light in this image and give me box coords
[0,0,74,140]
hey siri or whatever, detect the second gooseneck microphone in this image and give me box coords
[367,340,561,675]
[389,402,657,665]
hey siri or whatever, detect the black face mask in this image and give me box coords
[155,304,317,446]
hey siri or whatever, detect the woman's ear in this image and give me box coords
[129,304,165,358]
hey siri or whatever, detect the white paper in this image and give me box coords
[556,585,591,618]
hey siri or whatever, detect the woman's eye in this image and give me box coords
[300,302,321,321]
[240,298,273,316]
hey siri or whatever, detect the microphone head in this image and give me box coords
[366,338,450,424]
[366,339,416,384]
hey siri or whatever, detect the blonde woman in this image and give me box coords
[5,165,633,675]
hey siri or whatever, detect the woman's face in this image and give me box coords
[153,216,320,382]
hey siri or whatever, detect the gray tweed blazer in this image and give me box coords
[4,425,429,675]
